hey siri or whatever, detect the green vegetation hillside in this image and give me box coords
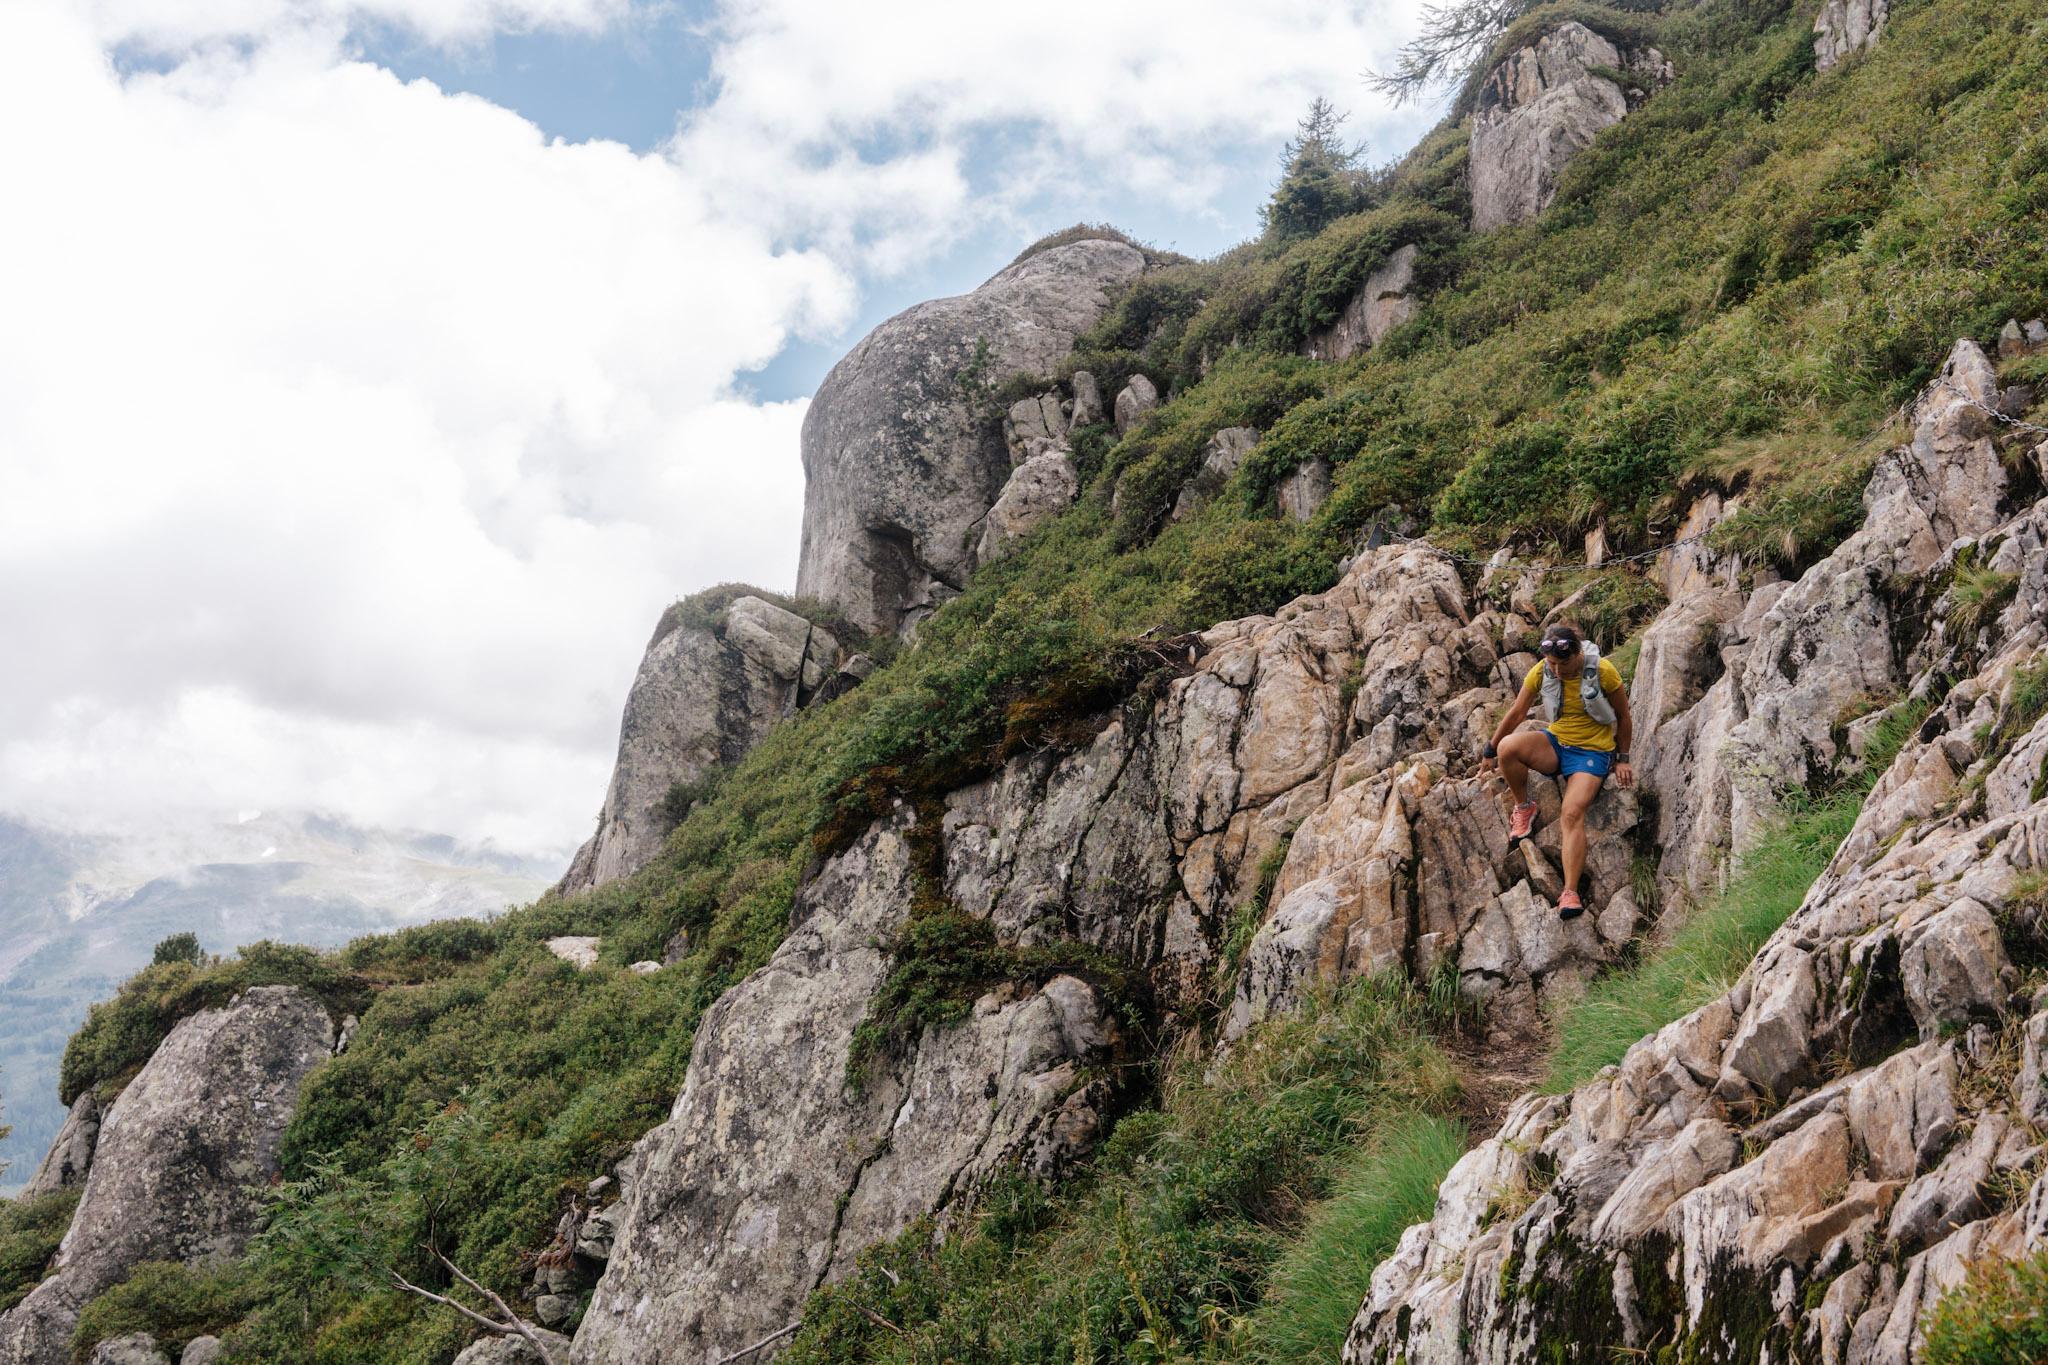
[22,0,2048,1358]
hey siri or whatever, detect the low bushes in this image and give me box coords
[0,1190,78,1313]
[59,941,369,1106]
[70,1261,261,1363]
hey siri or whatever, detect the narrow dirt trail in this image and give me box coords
[1444,1020,1553,1143]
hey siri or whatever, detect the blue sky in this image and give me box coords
[0,0,1445,858]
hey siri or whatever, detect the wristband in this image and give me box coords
[1615,751,1630,764]
[1482,742,1498,759]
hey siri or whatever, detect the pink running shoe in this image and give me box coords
[1508,801,1538,843]
[1558,889,1585,920]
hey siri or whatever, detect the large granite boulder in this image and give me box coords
[1815,0,1888,71]
[1469,22,1669,232]
[0,988,334,1365]
[557,594,840,894]
[795,239,1148,638]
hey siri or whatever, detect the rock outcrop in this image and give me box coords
[576,524,1631,1360]
[572,818,1120,1363]
[0,988,334,1364]
[1343,340,2048,1363]
[558,594,841,894]
[977,452,1080,564]
[1469,22,1670,232]
[1113,373,1160,434]
[1275,458,1334,523]
[1302,244,1420,361]
[795,239,1148,638]
[1814,0,1889,71]
[17,1092,100,1199]
[1169,426,1259,522]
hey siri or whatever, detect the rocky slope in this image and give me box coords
[0,988,335,1363]
[7,3,2041,1359]
[1344,339,2048,1363]
[795,238,1147,638]
[561,333,2047,1363]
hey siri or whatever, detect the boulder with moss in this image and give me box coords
[0,988,333,1365]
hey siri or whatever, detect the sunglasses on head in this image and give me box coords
[1540,636,1577,656]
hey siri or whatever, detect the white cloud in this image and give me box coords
[80,0,628,51]
[672,0,1439,269]
[0,2,839,855]
[0,0,1438,865]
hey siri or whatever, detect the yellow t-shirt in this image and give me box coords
[1524,658,1624,751]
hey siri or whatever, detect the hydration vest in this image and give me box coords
[1541,641,1617,729]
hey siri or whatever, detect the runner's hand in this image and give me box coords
[1615,762,1635,791]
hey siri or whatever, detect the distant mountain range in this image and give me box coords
[0,811,554,1191]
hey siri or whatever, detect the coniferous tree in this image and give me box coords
[1262,98,1373,242]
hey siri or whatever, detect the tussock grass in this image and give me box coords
[1243,1113,1467,1363]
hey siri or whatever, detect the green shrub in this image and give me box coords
[0,1190,78,1314]
[1921,1245,2048,1365]
[60,942,367,1106]
[70,1261,262,1363]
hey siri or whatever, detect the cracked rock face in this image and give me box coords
[1469,22,1670,232]
[795,239,1147,638]
[0,988,334,1365]
[1815,0,1888,71]
[1343,341,2048,1363]
[570,818,1118,1365]
[558,595,841,895]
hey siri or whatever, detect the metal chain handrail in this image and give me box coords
[1935,376,2048,437]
